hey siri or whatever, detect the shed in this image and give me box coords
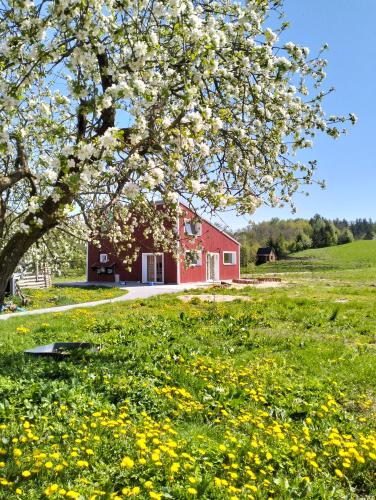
[256,247,277,265]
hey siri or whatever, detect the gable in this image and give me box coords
[179,202,240,246]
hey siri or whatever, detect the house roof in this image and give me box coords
[257,247,275,255]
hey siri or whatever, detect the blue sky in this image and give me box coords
[219,0,376,231]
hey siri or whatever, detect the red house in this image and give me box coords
[87,203,240,284]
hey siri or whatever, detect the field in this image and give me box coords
[243,240,376,275]
[2,287,126,313]
[0,242,375,499]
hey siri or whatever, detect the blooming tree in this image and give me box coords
[0,0,355,301]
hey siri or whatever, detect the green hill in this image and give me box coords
[253,240,376,273]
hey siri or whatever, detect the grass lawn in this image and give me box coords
[0,251,375,498]
[242,240,376,276]
[3,286,126,313]
[52,274,87,284]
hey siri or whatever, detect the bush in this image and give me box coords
[338,228,354,245]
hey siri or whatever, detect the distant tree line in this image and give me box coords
[233,215,376,267]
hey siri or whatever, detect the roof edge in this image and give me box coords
[178,201,240,246]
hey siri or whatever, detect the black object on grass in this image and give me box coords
[24,342,100,358]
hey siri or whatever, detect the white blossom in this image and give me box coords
[123,182,140,199]
[0,0,353,283]
[191,180,202,193]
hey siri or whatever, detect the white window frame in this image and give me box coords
[184,219,202,237]
[223,251,236,265]
[100,253,109,263]
[185,249,202,267]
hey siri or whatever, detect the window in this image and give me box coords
[100,253,109,263]
[223,251,236,265]
[186,250,202,267]
[184,219,202,236]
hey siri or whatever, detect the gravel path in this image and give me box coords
[0,283,206,321]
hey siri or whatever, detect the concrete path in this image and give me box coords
[0,283,208,321]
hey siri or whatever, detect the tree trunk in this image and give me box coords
[0,225,55,306]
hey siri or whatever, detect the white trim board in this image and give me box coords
[141,253,164,283]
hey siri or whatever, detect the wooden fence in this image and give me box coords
[16,271,52,290]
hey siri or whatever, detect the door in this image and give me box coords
[142,253,164,283]
[206,253,219,282]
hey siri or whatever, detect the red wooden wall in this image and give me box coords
[178,205,240,283]
[87,203,239,284]
[87,220,177,284]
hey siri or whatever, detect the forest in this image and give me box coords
[234,215,376,266]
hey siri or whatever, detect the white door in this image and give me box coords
[142,253,164,283]
[206,253,219,282]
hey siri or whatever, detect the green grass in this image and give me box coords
[242,240,376,281]
[0,260,375,498]
[3,286,126,312]
[52,274,87,284]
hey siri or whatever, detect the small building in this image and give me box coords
[87,202,240,284]
[256,247,277,265]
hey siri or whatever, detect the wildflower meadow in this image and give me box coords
[0,258,375,499]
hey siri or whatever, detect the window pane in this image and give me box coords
[185,222,193,235]
[192,223,201,235]
[186,250,201,266]
[184,220,201,236]
[224,252,235,264]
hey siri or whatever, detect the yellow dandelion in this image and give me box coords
[77,460,89,467]
[16,327,30,334]
[170,462,180,473]
[149,493,162,500]
[45,484,59,496]
[66,491,80,499]
[121,456,134,469]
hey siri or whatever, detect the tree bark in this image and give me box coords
[0,224,56,306]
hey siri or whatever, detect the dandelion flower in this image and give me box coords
[77,460,89,467]
[170,462,180,473]
[121,456,134,469]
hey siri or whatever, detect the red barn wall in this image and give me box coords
[87,220,178,284]
[178,205,240,283]
[87,203,239,284]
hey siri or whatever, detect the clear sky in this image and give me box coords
[219,0,376,231]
